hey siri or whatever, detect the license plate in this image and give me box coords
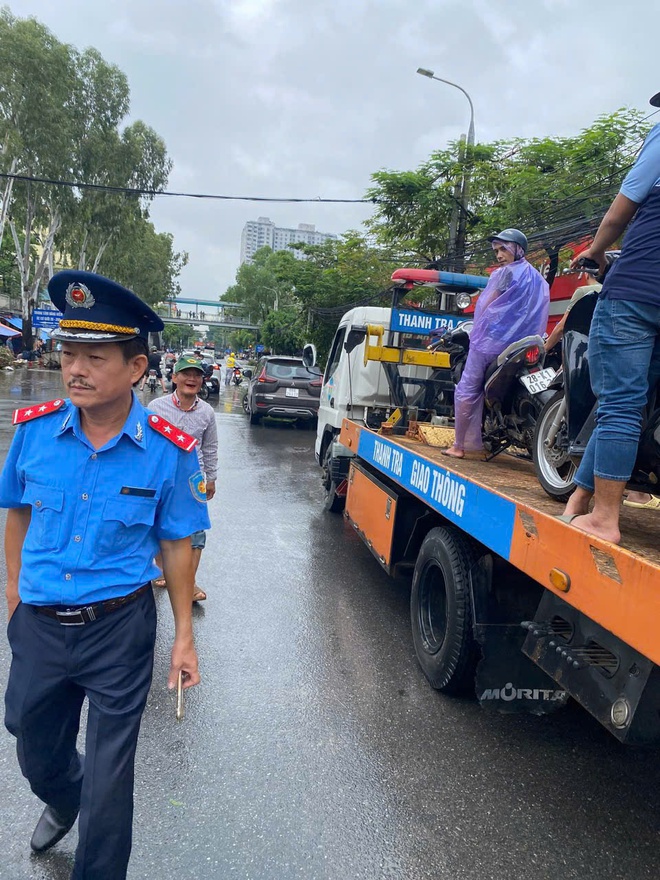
[285,388,299,398]
[520,367,556,395]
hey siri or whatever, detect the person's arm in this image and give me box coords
[573,193,639,273]
[573,127,660,273]
[5,507,30,620]
[201,415,218,499]
[160,536,200,690]
[544,312,568,352]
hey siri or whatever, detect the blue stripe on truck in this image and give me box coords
[357,431,516,560]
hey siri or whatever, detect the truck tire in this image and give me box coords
[532,390,576,503]
[411,526,479,695]
[322,443,345,513]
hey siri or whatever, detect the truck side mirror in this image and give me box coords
[302,343,317,368]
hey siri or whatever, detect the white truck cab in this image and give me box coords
[314,306,394,466]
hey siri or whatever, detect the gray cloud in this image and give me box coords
[9,0,659,298]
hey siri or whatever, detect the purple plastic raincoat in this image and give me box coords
[453,258,550,451]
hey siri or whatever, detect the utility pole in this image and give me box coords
[417,69,476,272]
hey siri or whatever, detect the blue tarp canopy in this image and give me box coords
[0,323,20,338]
[5,317,49,341]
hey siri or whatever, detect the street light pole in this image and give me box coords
[417,68,475,271]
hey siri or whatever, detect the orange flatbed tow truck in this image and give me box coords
[339,417,660,744]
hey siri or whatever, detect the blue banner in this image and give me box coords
[357,430,516,560]
[390,309,466,335]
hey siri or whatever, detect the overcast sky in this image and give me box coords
[8,0,660,301]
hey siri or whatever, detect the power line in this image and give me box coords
[0,171,374,204]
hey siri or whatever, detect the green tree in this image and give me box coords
[222,234,397,362]
[97,219,188,306]
[222,247,293,321]
[0,9,79,346]
[275,233,398,360]
[228,329,256,352]
[260,307,304,355]
[162,323,194,350]
[366,109,650,285]
[0,9,179,346]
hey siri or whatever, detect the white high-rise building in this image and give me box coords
[240,217,338,264]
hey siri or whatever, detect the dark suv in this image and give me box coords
[243,356,322,426]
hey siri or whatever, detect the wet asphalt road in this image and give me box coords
[0,368,659,880]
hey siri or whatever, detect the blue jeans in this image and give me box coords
[575,296,660,492]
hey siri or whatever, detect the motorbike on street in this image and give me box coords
[232,366,242,386]
[431,327,557,458]
[533,262,660,502]
[147,369,158,393]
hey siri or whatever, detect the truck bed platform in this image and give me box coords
[340,420,660,667]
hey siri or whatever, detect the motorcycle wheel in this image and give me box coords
[532,390,576,503]
[198,383,209,401]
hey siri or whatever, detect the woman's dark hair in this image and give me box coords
[118,337,149,363]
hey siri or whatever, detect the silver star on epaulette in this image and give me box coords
[135,422,143,442]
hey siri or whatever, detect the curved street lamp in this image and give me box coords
[416,68,475,146]
[416,67,476,271]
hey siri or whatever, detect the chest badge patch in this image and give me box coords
[189,471,207,502]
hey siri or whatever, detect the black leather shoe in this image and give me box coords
[30,804,78,852]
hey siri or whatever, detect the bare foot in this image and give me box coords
[441,445,464,459]
[566,513,621,545]
[562,487,592,518]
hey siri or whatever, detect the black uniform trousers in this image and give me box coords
[5,588,157,880]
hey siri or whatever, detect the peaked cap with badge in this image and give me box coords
[48,270,164,343]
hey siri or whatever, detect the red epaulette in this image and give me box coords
[147,413,198,452]
[12,398,66,426]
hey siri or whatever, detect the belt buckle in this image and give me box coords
[55,607,95,626]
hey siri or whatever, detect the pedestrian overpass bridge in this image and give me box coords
[155,298,260,331]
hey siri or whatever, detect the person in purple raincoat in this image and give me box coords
[442,228,550,459]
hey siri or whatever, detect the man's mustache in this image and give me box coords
[67,380,95,390]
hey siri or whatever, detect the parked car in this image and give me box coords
[243,356,322,426]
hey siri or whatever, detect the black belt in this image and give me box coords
[32,583,151,626]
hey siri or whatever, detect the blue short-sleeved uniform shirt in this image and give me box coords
[0,392,211,605]
[603,123,660,305]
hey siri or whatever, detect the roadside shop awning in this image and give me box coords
[5,317,49,341]
[0,322,21,338]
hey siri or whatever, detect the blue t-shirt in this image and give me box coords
[0,393,210,605]
[602,124,660,305]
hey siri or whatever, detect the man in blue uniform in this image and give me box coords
[561,92,660,543]
[0,271,210,879]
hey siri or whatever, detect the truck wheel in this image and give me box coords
[322,443,345,513]
[411,527,479,695]
[532,390,576,503]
